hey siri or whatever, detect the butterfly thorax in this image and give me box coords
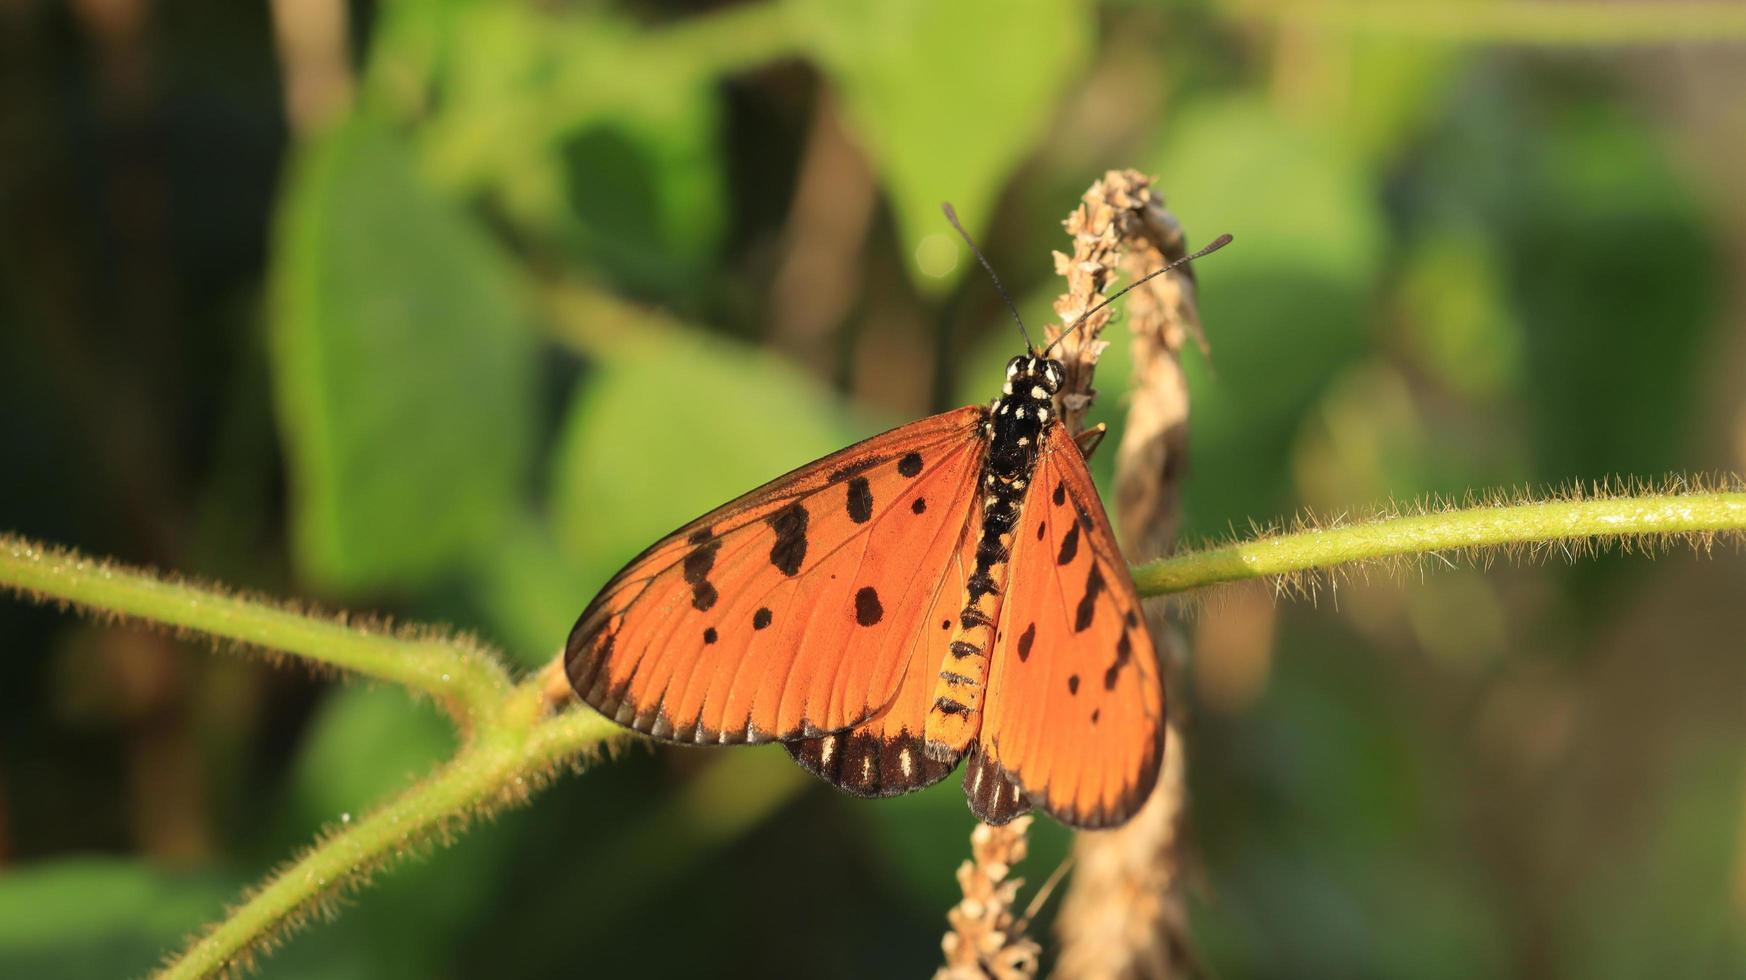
[924,355,1064,763]
[979,355,1063,526]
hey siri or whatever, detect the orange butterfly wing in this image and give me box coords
[565,407,986,745]
[782,517,977,796]
[974,422,1166,828]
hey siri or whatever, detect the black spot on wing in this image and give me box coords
[1125,609,1139,628]
[1105,632,1133,690]
[1074,566,1105,632]
[703,627,718,645]
[941,619,952,631]
[854,586,884,626]
[1036,521,1046,540]
[911,497,927,514]
[767,502,809,576]
[1056,523,1079,565]
[1017,623,1036,662]
[897,452,923,477]
[1076,503,1094,530]
[846,477,874,524]
[1052,482,1066,505]
[753,607,773,630]
[1091,708,1100,724]
[682,539,721,611]
[1067,674,1080,695]
[687,526,713,545]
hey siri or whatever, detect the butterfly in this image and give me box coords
[565,208,1229,829]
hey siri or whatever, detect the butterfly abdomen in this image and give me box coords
[924,355,1064,762]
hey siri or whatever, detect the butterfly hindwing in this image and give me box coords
[960,741,1031,825]
[781,513,975,796]
[973,422,1166,828]
[565,407,987,745]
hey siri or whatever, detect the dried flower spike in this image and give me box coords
[936,817,1042,980]
[1053,169,1206,980]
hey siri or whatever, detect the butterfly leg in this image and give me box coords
[1073,423,1107,460]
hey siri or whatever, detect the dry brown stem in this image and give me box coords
[936,169,1212,978]
[1053,169,1209,980]
[936,816,1042,980]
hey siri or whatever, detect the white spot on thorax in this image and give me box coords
[1015,407,1026,418]
[1003,382,1014,395]
[1030,385,1047,399]
[1037,407,1049,422]
[1016,436,1029,446]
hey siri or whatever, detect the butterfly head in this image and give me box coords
[1004,355,1065,402]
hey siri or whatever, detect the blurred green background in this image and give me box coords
[4,1,1746,977]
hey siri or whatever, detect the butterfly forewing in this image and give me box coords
[975,423,1166,828]
[566,406,987,745]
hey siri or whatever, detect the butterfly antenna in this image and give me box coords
[1043,232,1233,357]
[1012,853,1076,935]
[942,202,1035,352]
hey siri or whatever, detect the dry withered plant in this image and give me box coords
[934,169,1207,979]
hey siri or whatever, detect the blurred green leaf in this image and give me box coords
[0,860,233,980]
[1394,230,1524,401]
[1570,737,1746,979]
[285,686,456,823]
[554,94,726,299]
[792,0,1094,289]
[1503,106,1715,481]
[470,516,593,669]
[550,331,863,590]
[1150,97,1383,535]
[1192,623,1509,979]
[392,3,728,299]
[1340,40,1460,164]
[271,112,537,591]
